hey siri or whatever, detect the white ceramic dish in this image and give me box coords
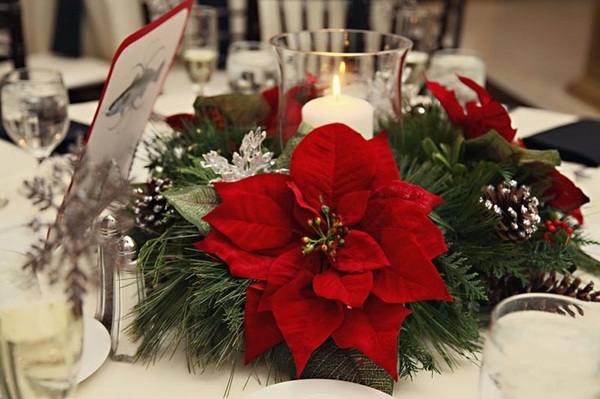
[242,379,393,399]
[77,316,111,383]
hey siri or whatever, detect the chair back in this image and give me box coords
[0,0,26,68]
[258,0,465,50]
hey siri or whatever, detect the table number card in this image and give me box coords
[81,0,192,175]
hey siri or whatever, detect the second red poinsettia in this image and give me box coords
[426,75,589,219]
[196,123,453,379]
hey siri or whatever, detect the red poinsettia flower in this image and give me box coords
[426,75,517,141]
[427,76,589,221]
[195,123,452,379]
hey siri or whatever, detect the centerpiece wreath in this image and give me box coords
[127,76,600,394]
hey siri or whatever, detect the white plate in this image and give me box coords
[242,379,393,399]
[77,316,111,383]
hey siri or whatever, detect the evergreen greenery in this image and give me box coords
[129,100,600,392]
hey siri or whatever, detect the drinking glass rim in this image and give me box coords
[2,67,65,84]
[269,29,413,57]
[490,292,585,324]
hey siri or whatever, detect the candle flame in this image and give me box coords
[333,75,341,101]
[339,61,346,74]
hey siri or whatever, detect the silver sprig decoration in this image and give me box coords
[23,152,132,316]
[201,128,274,183]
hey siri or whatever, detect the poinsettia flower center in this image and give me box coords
[301,203,348,264]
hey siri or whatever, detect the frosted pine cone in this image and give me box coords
[133,177,173,231]
[480,180,540,242]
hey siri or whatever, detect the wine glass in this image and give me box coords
[0,249,83,399]
[479,293,600,399]
[0,68,70,164]
[181,5,218,96]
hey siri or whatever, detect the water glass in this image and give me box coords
[0,249,83,399]
[181,5,218,95]
[226,41,277,94]
[427,48,486,104]
[479,293,600,399]
[0,68,70,163]
[395,5,440,108]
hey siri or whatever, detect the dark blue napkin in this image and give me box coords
[522,119,600,167]
[0,120,89,154]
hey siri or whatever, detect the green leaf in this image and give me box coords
[464,131,560,174]
[164,185,219,235]
[193,92,271,127]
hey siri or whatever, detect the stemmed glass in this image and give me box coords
[0,249,83,399]
[181,5,218,96]
[0,68,70,164]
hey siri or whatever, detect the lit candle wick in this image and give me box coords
[333,75,341,102]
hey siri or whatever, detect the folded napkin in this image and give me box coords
[522,119,600,167]
[0,120,89,155]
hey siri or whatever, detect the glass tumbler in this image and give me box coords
[427,48,486,104]
[226,41,278,94]
[479,293,600,399]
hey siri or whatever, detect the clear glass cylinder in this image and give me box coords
[269,29,412,147]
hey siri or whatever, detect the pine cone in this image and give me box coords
[133,177,173,231]
[487,269,600,306]
[480,180,540,242]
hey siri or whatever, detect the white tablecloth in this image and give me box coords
[1,68,598,399]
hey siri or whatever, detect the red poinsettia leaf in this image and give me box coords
[290,123,377,210]
[244,283,284,364]
[361,197,447,259]
[262,85,278,110]
[313,269,373,308]
[214,173,292,202]
[545,168,590,213]
[368,132,401,186]
[464,98,516,141]
[372,229,452,304]
[288,182,321,234]
[334,230,390,273]
[337,191,370,226]
[332,297,411,380]
[425,78,465,125]
[457,75,493,105]
[165,113,197,131]
[371,181,443,214]
[194,231,273,280]
[271,271,344,377]
[261,250,308,308]
[204,194,294,251]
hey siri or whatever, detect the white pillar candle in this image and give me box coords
[301,75,374,139]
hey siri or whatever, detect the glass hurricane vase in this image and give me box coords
[269,29,412,149]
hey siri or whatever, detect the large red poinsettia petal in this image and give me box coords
[372,181,444,214]
[214,173,292,202]
[332,297,411,380]
[313,269,373,308]
[244,283,284,364]
[194,231,273,280]
[206,174,295,251]
[271,271,344,377]
[361,196,447,260]
[334,230,390,273]
[290,123,377,210]
[368,132,401,187]
[337,191,371,226]
[544,168,590,212]
[372,229,452,304]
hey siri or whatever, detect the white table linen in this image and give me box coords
[1,68,598,399]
